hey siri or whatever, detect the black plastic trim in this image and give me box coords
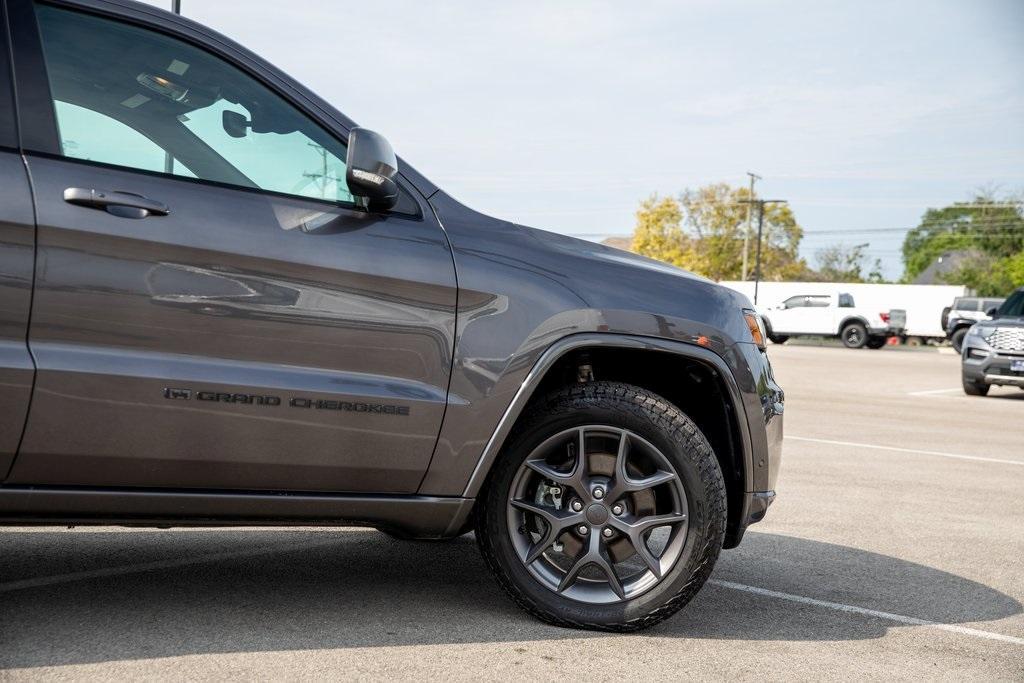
[0,0,19,148]
[0,486,476,538]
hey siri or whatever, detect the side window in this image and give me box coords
[33,4,370,208]
[807,296,831,308]
[837,293,855,308]
[54,101,196,177]
[783,296,805,309]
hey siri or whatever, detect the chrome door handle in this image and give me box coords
[63,187,170,218]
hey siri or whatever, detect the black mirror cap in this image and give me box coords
[345,128,399,211]
[986,306,999,317]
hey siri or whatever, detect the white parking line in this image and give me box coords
[907,387,961,396]
[711,579,1024,646]
[0,537,343,594]
[786,435,1024,466]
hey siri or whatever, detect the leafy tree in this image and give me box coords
[902,193,1024,295]
[815,243,887,283]
[631,195,687,265]
[631,183,807,281]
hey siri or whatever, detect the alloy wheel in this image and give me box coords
[506,426,689,604]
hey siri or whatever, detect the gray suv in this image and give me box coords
[961,288,1024,396]
[0,0,783,630]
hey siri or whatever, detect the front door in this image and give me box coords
[8,1,457,493]
[0,3,35,478]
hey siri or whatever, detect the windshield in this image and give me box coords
[996,290,1024,317]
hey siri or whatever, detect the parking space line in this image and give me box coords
[710,579,1024,646]
[0,537,343,594]
[907,387,961,396]
[786,435,1024,466]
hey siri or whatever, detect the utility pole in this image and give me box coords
[741,171,760,281]
[739,198,787,306]
[171,0,181,13]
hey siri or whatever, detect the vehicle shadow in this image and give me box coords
[0,528,1019,669]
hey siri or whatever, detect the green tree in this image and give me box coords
[814,243,887,283]
[902,193,1024,295]
[631,183,807,281]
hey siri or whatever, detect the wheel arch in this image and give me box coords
[838,315,870,333]
[461,333,755,546]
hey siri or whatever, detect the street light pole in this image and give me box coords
[171,0,181,13]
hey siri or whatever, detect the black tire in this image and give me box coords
[950,327,967,354]
[962,377,989,396]
[865,337,886,349]
[841,321,868,349]
[940,306,951,331]
[474,381,726,632]
[763,321,788,344]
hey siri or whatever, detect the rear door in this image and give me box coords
[7,0,457,493]
[0,1,36,479]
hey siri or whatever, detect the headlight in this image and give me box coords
[743,309,766,350]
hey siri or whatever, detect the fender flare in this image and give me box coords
[460,332,755,499]
[838,316,870,334]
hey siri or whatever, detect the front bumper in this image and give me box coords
[725,343,784,548]
[962,343,1024,387]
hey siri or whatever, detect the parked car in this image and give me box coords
[760,292,906,349]
[961,288,1024,396]
[0,0,783,631]
[943,296,1005,352]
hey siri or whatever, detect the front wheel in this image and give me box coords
[950,327,968,353]
[962,377,989,396]
[475,381,726,631]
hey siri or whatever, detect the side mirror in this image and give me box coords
[986,306,999,317]
[345,128,399,211]
[778,302,787,310]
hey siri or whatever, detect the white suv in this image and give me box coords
[760,292,906,349]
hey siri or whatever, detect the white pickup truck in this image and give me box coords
[760,292,906,349]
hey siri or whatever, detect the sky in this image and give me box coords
[137,0,1024,280]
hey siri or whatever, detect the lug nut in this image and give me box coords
[612,505,623,515]
[602,528,613,538]
[577,525,589,535]
[571,500,583,512]
[593,487,605,500]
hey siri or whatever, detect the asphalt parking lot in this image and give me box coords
[1,345,1022,680]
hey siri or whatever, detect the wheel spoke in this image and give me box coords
[607,464,677,503]
[511,499,583,565]
[630,512,686,533]
[522,427,591,498]
[523,458,573,486]
[620,528,663,578]
[510,498,578,528]
[558,551,591,593]
[557,532,627,600]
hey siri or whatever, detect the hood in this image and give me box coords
[517,224,714,286]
